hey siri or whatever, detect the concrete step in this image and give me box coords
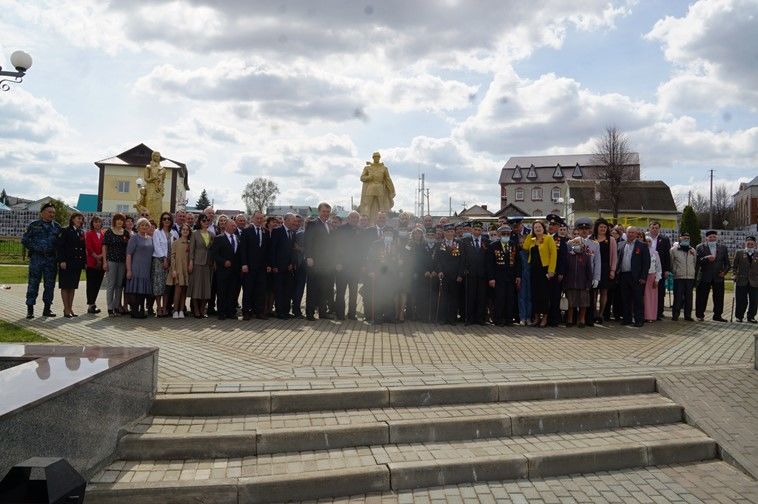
[149,376,656,416]
[86,423,717,504]
[119,394,681,459]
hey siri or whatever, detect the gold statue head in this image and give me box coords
[372,151,381,161]
[151,151,161,163]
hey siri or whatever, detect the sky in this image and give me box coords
[0,0,756,214]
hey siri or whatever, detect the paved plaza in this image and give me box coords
[1,287,756,502]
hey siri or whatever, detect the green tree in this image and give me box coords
[241,177,279,214]
[195,189,211,211]
[48,198,70,228]
[679,205,701,248]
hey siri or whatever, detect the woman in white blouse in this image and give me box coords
[643,234,663,322]
[152,212,174,317]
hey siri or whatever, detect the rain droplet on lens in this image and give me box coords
[722,111,732,122]
[499,96,509,104]
[364,5,374,15]
[278,34,288,43]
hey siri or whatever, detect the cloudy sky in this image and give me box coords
[0,0,756,214]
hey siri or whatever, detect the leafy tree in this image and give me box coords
[241,177,279,214]
[48,198,70,228]
[679,205,701,248]
[195,189,211,211]
[0,189,7,205]
[591,126,636,223]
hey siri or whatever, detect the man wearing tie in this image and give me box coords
[240,210,270,320]
[462,221,488,325]
[334,211,363,320]
[270,213,298,319]
[304,202,335,320]
[211,218,241,320]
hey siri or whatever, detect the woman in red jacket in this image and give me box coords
[85,216,106,314]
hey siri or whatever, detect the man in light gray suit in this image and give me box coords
[733,236,758,323]
[695,230,731,322]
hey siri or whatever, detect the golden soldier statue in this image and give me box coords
[359,152,395,224]
[144,151,166,219]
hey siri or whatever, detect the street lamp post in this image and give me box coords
[557,196,575,224]
[0,50,33,91]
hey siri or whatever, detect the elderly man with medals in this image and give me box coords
[487,225,521,326]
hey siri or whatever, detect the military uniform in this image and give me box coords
[547,214,568,326]
[419,228,439,323]
[21,216,61,316]
[463,221,489,325]
[434,226,464,325]
[487,227,521,326]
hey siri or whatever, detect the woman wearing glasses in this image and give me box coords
[188,213,215,317]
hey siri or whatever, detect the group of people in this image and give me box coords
[21,201,758,326]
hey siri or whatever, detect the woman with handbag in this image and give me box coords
[522,221,557,328]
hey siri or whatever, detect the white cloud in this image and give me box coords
[646,0,758,111]
[0,88,68,142]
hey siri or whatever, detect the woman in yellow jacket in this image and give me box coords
[522,221,557,327]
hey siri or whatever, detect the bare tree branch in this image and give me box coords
[241,177,280,214]
[590,126,636,222]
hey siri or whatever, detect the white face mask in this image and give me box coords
[747,247,755,255]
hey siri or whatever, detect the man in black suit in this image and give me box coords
[462,221,488,325]
[617,226,650,327]
[648,222,671,320]
[434,224,464,325]
[695,230,731,322]
[240,210,270,320]
[292,214,306,318]
[211,218,242,320]
[270,213,298,319]
[334,211,363,320]
[486,225,521,326]
[304,202,335,320]
[547,214,568,326]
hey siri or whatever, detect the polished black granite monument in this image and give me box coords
[0,344,157,480]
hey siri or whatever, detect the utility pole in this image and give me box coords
[449,197,452,217]
[425,189,430,217]
[709,169,714,229]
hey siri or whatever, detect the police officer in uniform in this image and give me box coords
[22,202,61,319]
[547,214,568,326]
[487,225,521,326]
[420,226,439,322]
[434,224,463,325]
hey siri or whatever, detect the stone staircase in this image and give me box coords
[85,377,719,503]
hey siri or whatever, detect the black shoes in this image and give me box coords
[26,306,34,319]
[712,316,727,322]
[42,305,56,317]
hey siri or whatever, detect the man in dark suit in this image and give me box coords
[648,222,671,320]
[211,218,242,320]
[270,213,298,319]
[462,221,489,325]
[617,226,650,327]
[733,236,758,323]
[304,202,335,320]
[434,224,464,325]
[334,211,363,320]
[695,230,731,322]
[240,210,270,320]
[292,215,307,318]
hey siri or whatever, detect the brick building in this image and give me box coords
[733,175,758,230]
[498,153,640,217]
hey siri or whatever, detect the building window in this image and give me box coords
[116,204,130,213]
[531,187,543,201]
[515,187,524,201]
[116,180,130,193]
[501,185,507,198]
[551,187,561,201]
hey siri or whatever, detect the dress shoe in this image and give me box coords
[319,313,334,320]
[696,317,704,322]
[207,308,217,316]
[293,314,304,319]
[736,318,743,323]
[747,318,757,323]
[671,316,679,321]
[306,315,316,321]
[633,322,644,327]
[26,306,34,319]
[242,313,251,321]
[684,317,694,321]
[42,305,56,317]
[712,316,727,322]
[64,313,73,319]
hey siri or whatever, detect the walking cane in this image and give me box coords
[730,281,735,323]
[436,276,443,323]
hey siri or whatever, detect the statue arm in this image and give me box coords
[383,169,396,198]
[360,166,371,183]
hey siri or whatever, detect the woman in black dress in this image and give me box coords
[592,218,618,324]
[56,212,86,318]
[522,221,557,327]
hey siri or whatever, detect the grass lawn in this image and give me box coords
[0,239,27,265]
[0,320,50,343]
[0,265,85,285]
